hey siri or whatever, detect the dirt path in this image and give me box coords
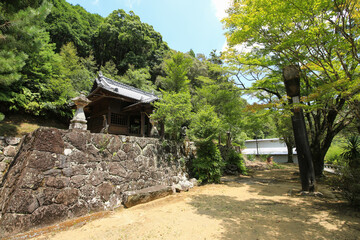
[19,165,360,239]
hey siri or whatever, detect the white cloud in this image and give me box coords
[126,0,141,9]
[92,0,99,5]
[211,0,232,21]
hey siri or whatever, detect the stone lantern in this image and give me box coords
[69,94,91,130]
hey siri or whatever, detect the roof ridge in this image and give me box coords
[100,75,157,98]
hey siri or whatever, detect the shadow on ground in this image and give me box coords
[190,194,360,240]
[190,168,360,240]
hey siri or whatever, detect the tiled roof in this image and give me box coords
[91,72,158,103]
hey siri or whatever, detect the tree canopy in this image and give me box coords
[44,0,103,57]
[92,9,169,79]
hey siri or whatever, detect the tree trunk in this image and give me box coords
[285,141,294,163]
[226,131,231,147]
[310,143,324,177]
[159,121,165,139]
[310,130,336,177]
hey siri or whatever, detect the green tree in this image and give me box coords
[0,1,51,87]
[241,106,277,140]
[189,104,221,142]
[0,1,80,118]
[189,104,226,183]
[93,9,169,78]
[44,0,103,57]
[186,53,208,90]
[195,77,247,145]
[121,65,157,93]
[224,0,360,176]
[100,60,120,80]
[151,91,192,140]
[58,42,95,93]
[158,52,193,92]
[341,136,360,169]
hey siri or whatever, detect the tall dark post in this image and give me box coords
[140,111,145,137]
[283,65,316,192]
[255,136,259,156]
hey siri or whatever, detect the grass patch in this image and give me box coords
[0,114,68,137]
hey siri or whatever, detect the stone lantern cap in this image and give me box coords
[71,94,91,107]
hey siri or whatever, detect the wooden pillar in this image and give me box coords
[140,112,145,137]
[146,112,151,136]
[107,105,111,133]
[127,115,130,135]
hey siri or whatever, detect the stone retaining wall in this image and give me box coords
[0,136,22,184]
[0,128,190,237]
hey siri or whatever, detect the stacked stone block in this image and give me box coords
[0,136,22,183]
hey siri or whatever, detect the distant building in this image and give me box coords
[242,138,298,163]
[85,72,158,137]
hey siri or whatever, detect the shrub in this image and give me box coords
[336,166,360,206]
[332,136,360,207]
[221,147,247,175]
[247,154,255,161]
[191,141,224,183]
[341,136,360,168]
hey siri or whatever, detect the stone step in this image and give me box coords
[122,185,173,208]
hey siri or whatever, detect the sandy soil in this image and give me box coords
[13,165,360,240]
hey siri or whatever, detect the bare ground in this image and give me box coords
[9,164,360,240]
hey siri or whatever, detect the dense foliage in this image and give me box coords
[92,9,169,79]
[151,90,193,140]
[44,0,103,57]
[0,1,73,118]
[149,50,251,182]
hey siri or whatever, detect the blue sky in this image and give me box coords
[65,0,231,57]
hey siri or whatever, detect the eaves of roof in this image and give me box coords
[89,72,159,104]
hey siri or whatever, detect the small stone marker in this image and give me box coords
[69,94,91,131]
